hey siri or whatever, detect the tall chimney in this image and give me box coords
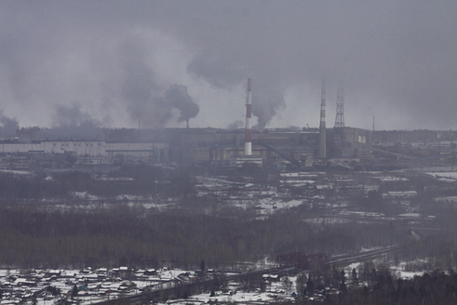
[318,79,327,159]
[245,78,252,156]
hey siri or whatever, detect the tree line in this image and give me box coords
[0,166,195,201]
[311,270,457,305]
[0,204,412,269]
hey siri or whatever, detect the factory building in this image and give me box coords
[155,79,371,168]
[0,126,374,169]
[330,127,372,159]
[0,79,377,169]
[168,128,319,168]
[0,141,169,164]
[0,125,415,170]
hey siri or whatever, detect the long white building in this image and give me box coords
[0,141,168,163]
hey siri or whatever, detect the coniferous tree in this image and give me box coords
[200,259,205,273]
[296,272,307,296]
[306,274,315,296]
[72,285,79,298]
[339,269,347,294]
[352,268,358,286]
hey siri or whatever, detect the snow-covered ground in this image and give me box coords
[423,171,457,180]
[0,255,436,305]
[0,267,195,305]
[255,198,305,214]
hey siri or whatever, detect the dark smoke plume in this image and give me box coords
[52,104,97,127]
[119,39,198,128]
[164,84,199,128]
[38,104,103,140]
[0,110,19,139]
[251,85,285,130]
[122,80,199,129]
[120,40,169,129]
[226,120,243,130]
[4,2,457,130]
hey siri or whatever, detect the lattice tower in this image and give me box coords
[334,82,345,128]
[318,79,327,159]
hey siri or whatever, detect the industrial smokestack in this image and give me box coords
[245,78,252,156]
[318,79,327,159]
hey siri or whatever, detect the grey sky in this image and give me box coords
[0,0,456,130]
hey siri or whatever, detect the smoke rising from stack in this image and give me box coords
[119,40,169,129]
[164,84,199,128]
[188,58,285,130]
[251,86,285,131]
[118,39,199,129]
[122,83,199,129]
[115,52,191,129]
[1,2,457,130]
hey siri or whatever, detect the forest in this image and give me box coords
[0,165,194,200]
[0,203,412,269]
[291,270,457,305]
[0,165,456,275]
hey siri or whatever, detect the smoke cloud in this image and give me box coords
[164,84,199,128]
[117,39,199,128]
[226,120,243,131]
[251,83,285,130]
[38,104,104,140]
[119,39,168,129]
[0,110,19,139]
[52,104,99,128]
[1,1,457,130]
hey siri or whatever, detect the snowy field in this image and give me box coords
[423,171,457,181]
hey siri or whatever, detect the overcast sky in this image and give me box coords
[0,0,456,131]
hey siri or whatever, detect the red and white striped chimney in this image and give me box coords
[244,78,252,156]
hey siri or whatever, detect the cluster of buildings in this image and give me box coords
[0,266,302,305]
[0,267,194,304]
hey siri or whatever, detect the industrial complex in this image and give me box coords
[0,78,453,173]
[0,79,455,305]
